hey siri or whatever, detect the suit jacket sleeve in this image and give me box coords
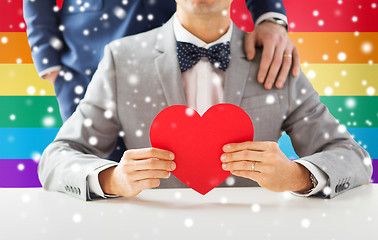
[38,45,121,201]
[23,0,63,75]
[245,0,287,24]
[282,71,373,198]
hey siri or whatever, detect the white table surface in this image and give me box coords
[1,185,377,240]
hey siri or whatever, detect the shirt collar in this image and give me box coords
[173,14,233,49]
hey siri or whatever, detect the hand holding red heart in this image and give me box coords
[221,141,313,192]
[99,104,312,197]
[99,141,313,198]
[99,147,175,198]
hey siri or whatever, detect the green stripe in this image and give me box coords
[0,96,62,128]
[319,96,378,128]
[0,96,377,128]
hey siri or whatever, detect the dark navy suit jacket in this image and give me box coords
[23,0,286,120]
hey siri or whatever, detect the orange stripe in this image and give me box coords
[289,32,377,64]
[0,32,377,64]
[0,32,33,64]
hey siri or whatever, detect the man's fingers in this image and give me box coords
[230,170,262,182]
[221,150,265,163]
[223,141,276,153]
[42,70,59,85]
[135,178,161,191]
[264,44,286,89]
[131,158,176,171]
[275,49,293,89]
[123,148,175,161]
[130,169,171,181]
[292,47,301,77]
[257,41,275,84]
[222,160,264,172]
[244,32,256,61]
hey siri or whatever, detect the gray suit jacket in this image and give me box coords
[39,18,373,201]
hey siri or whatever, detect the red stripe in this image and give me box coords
[0,0,25,32]
[1,0,377,32]
[285,0,378,32]
[57,0,63,9]
[231,0,378,32]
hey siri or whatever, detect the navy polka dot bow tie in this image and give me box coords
[176,41,231,72]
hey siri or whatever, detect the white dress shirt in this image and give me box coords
[174,15,233,116]
[87,15,327,199]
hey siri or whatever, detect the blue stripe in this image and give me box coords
[278,128,376,159]
[0,128,59,159]
[278,133,300,159]
[0,128,376,159]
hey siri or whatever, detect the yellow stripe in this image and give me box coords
[303,64,378,96]
[0,64,55,96]
[1,64,377,96]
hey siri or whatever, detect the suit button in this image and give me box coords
[78,188,81,195]
[335,185,339,193]
[70,186,74,193]
[65,186,68,191]
[344,182,350,190]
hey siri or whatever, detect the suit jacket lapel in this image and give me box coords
[154,19,251,108]
[154,17,187,106]
[223,24,251,107]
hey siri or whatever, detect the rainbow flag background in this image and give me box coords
[0,0,377,187]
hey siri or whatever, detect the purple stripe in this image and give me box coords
[372,159,378,184]
[0,159,41,188]
[0,159,377,188]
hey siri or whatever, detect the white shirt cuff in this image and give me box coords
[87,163,119,198]
[290,160,328,197]
[39,65,62,79]
[255,12,288,26]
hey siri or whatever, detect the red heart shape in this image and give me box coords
[150,103,254,195]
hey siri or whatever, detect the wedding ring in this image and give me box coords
[283,54,293,58]
[251,161,256,171]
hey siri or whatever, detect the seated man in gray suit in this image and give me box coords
[39,0,373,201]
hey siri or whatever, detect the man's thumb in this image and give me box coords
[244,32,256,61]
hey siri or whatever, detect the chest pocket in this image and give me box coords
[240,93,281,110]
[61,0,104,14]
[240,93,283,141]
